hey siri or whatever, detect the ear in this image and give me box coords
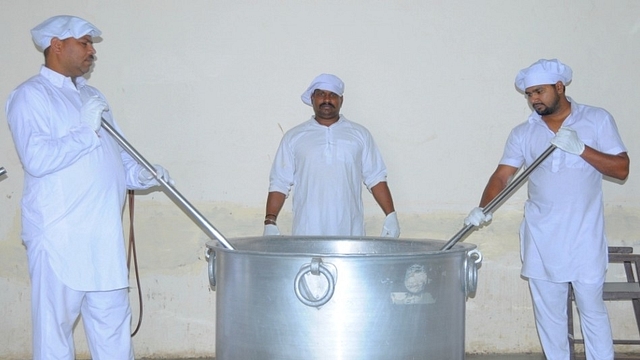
[49,37,63,54]
[555,81,565,94]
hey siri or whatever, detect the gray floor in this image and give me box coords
[141,354,640,360]
[141,356,546,360]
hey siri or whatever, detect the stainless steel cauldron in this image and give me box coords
[206,236,481,360]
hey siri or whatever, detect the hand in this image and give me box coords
[550,127,585,155]
[381,211,400,238]
[80,96,108,132]
[263,224,280,236]
[464,207,492,227]
[138,164,174,186]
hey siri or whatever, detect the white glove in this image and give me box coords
[138,164,174,186]
[263,224,280,236]
[80,96,108,132]
[464,207,492,227]
[550,127,585,155]
[381,211,400,238]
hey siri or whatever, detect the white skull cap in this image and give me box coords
[515,59,572,92]
[301,73,345,106]
[31,15,101,51]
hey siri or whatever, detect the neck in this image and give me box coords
[542,98,571,132]
[314,116,340,127]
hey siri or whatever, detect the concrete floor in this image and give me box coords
[140,354,640,360]
[140,357,546,360]
[140,356,544,360]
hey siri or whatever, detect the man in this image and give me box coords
[6,15,172,359]
[264,73,400,237]
[465,59,629,360]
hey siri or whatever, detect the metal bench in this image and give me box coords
[568,246,640,359]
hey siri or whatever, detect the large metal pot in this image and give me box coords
[206,236,481,360]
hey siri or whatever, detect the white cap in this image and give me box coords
[515,59,573,92]
[31,15,101,51]
[301,73,345,106]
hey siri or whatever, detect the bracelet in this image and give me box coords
[265,213,278,220]
[264,219,277,226]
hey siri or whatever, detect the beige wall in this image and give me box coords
[1,1,639,358]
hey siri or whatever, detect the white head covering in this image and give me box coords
[31,15,101,51]
[301,73,345,106]
[514,59,572,92]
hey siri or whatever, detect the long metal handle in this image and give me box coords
[0,167,6,177]
[440,145,557,251]
[101,119,234,250]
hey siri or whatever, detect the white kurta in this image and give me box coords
[269,116,388,236]
[499,98,627,282]
[6,66,150,291]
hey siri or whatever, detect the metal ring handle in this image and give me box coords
[205,247,216,290]
[465,249,482,298]
[294,260,336,307]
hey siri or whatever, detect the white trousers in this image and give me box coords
[30,250,134,360]
[529,278,613,360]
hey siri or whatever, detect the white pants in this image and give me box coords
[30,250,134,360]
[529,278,613,360]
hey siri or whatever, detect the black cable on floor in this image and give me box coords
[127,189,144,337]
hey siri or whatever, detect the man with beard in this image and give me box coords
[6,15,172,359]
[465,59,629,359]
[263,73,400,237]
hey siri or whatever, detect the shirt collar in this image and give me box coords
[527,96,578,126]
[39,65,87,90]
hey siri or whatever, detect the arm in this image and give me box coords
[479,165,519,207]
[371,181,395,215]
[265,191,287,223]
[263,191,286,236]
[372,181,400,237]
[580,148,629,180]
[551,127,629,180]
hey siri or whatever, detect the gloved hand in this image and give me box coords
[381,211,400,238]
[550,127,585,155]
[80,96,108,132]
[263,224,280,236]
[464,207,492,227]
[138,164,174,186]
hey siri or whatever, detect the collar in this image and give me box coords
[528,97,578,127]
[39,65,87,90]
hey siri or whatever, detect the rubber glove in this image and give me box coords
[381,211,400,238]
[80,96,108,132]
[138,165,174,186]
[550,127,585,155]
[464,207,492,227]
[263,224,280,236]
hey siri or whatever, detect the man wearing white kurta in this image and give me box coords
[263,74,400,237]
[465,59,629,360]
[6,15,172,360]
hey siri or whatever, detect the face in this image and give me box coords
[311,89,343,120]
[53,35,97,78]
[524,83,562,116]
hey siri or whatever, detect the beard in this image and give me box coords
[532,96,560,116]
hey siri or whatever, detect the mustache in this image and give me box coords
[320,102,335,108]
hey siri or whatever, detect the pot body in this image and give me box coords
[206,236,481,360]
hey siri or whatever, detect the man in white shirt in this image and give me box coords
[465,59,629,360]
[6,15,172,360]
[263,73,400,237]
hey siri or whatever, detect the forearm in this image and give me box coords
[265,191,287,222]
[479,165,517,207]
[371,181,395,215]
[581,148,629,180]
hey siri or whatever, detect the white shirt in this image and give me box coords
[6,66,150,291]
[500,98,627,282]
[269,116,388,236]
